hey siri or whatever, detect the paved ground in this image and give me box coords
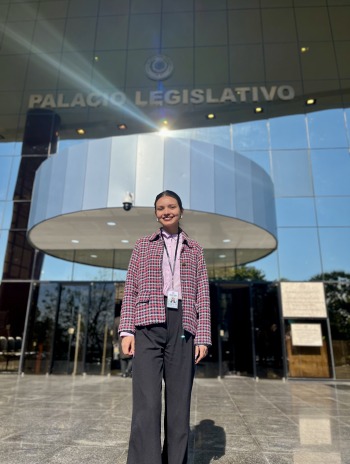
[0,374,349,463]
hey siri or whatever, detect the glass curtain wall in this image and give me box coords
[2,109,350,378]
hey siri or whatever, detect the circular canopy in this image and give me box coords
[28,134,277,269]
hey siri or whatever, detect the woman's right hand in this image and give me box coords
[121,335,135,356]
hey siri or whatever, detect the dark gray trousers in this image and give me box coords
[127,302,195,464]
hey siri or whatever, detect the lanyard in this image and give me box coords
[161,229,180,290]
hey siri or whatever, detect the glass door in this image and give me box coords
[51,284,89,374]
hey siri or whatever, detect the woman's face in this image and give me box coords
[155,195,182,232]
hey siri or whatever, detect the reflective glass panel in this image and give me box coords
[269,114,308,150]
[271,150,313,197]
[232,120,269,151]
[173,126,232,149]
[0,157,12,200]
[325,281,350,379]
[23,283,59,374]
[316,197,350,226]
[239,150,270,174]
[311,149,350,196]
[319,228,350,274]
[308,109,348,149]
[51,284,89,375]
[276,198,317,227]
[277,228,322,281]
[40,255,74,281]
[0,282,30,372]
[72,262,113,281]
[253,251,279,282]
[85,283,115,374]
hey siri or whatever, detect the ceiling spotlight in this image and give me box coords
[121,239,129,244]
[206,113,216,120]
[107,222,116,226]
[300,46,309,53]
[118,123,127,130]
[76,128,85,135]
[306,98,316,106]
[71,239,79,244]
[159,126,169,136]
[223,239,231,243]
[94,55,99,61]
[254,107,263,114]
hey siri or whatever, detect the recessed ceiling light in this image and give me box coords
[300,46,309,53]
[71,239,79,243]
[219,254,226,259]
[306,98,316,105]
[76,128,85,135]
[223,239,231,243]
[94,56,99,61]
[162,119,168,125]
[121,239,129,244]
[107,221,116,226]
[90,254,97,258]
[159,126,169,136]
[254,107,263,114]
[206,113,216,120]
[118,123,127,130]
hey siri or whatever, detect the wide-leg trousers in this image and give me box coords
[126,301,195,464]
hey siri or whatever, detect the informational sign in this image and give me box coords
[281,282,327,318]
[291,323,323,347]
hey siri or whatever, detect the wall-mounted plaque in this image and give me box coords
[291,323,323,347]
[281,282,327,318]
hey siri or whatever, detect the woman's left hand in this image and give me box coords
[195,345,208,364]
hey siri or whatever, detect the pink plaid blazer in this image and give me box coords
[119,229,211,346]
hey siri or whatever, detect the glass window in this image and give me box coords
[0,157,12,200]
[277,228,322,281]
[173,126,231,149]
[40,255,74,281]
[253,250,279,282]
[319,228,350,274]
[345,108,350,145]
[308,109,348,149]
[72,262,113,282]
[312,149,350,196]
[316,197,350,226]
[232,120,269,151]
[276,198,316,227]
[269,115,308,150]
[23,283,60,375]
[271,150,313,197]
[0,142,18,157]
[0,229,9,277]
[239,150,270,175]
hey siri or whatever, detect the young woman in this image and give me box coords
[119,190,211,464]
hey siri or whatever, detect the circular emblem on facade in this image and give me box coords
[145,55,174,81]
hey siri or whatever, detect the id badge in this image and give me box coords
[167,290,179,309]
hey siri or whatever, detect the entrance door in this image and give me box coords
[51,284,89,374]
[219,284,254,377]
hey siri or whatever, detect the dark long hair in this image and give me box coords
[154,190,184,212]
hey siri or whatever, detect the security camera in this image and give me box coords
[123,192,134,211]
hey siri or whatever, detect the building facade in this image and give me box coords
[0,0,350,379]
